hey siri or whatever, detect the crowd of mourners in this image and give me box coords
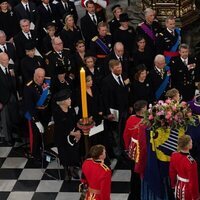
[0,0,200,199]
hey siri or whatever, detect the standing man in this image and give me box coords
[170,44,199,101]
[148,54,171,100]
[90,22,112,75]
[156,16,181,64]
[80,0,103,48]
[102,59,129,159]
[13,19,39,60]
[14,0,38,30]
[0,52,19,145]
[136,8,162,56]
[23,68,51,158]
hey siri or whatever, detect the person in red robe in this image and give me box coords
[169,135,200,200]
[123,100,148,200]
[81,145,111,200]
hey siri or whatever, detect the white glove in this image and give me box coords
[35,121,44,133]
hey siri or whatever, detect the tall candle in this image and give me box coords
[80,68,88,118]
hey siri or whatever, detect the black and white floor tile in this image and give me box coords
[0,144,131,200]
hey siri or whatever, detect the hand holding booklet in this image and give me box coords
[109,108,119,122]
[89,120,104,137]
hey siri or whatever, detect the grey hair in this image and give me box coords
[154,54,165,63]
[144,8,155,17]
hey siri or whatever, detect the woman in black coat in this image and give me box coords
[59,14,82,54]
[52,89,81,180]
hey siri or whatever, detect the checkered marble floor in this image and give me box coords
[0,144,131,200]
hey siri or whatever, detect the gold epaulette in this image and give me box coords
[154,19,158,22]
[138,22,144,26]
[106,32,111,35]
[45,51,52,56]
[92,36,98,42]
[45,76,51,79]
[100,163,110,171]
[159,32,163,36]
[26,80,33,86]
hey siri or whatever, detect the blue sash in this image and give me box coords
[25,78,51,120]
[155,66,170,100]
[95,37,111,55]
[165,28,181,64]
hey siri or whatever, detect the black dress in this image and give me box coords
[0,10,19,40]
[129,79,153,105]
[53,105,80,166]
[59,27,83,54]
[133,47,154,71]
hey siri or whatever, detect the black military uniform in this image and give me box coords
[136,20,162,55]
[156,28,181,56]
[23,78,51,157]
[56,0,78,25]
[170,56,199,101]
[90,34,112,74]
[45,48,75,79]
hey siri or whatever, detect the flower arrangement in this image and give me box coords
[143,99,196,130]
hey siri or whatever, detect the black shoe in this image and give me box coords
[64,167,72,181]
[70,166,80,179]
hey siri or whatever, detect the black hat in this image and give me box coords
[45,22,56,29]
[0,0,8,4]
[84,50,96,59]
[54,89,71,102]
[111,4,122,12]
[119,13,133,22]
[25,42,35,50]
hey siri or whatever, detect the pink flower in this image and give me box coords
[172,106,177,111]
[148,115,154,120]
[165,99,171,104]
[165,114,171,120]
[174,115,179,121]
[166,111,172,117]
[158,100,164,105]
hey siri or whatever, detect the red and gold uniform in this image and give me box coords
[123,115,147,176]
[169,152,200,200]
[81,0,109,12]
[81,158,111,200]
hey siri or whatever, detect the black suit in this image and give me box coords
[80,13,103,48]
[14,2,38,27]
[13,30,39,59]
[101,73,129,158]
[37,3,60,37]
[170,56,199,101]
[0,64,18,142]
[56,0,78,24]
[0,43,17,64]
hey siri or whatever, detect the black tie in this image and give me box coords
[118,76,123,86]
[47,5,51,13]
[119,57,123,62]
[27,33,32,40]
[5,68,9,77]
[25,4,30,18]
[64,2,68,10]
[92,14,97,25]
[3,45,7,53]
[58,52,62,58]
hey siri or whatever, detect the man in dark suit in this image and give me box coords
[56,0,78,25]
[101,59,129,159]
[170,43,199,101]
[106,42,130,76]
[0,30,17,65]
[14,0,38,30]
[148,54,171,101]
[14,19,39,60]
[37,0,61,39]
[80,0,103,48]
[0,52,19,145]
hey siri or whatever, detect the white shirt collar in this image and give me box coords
[22,31,31,39]
[167,28,174,34]
[0,64,7,74]
[155,66,163,72]
[21,2,29,9]
[180,57,188,63]
[0,44,6,50]
[112,72,123,85]
[88,12,96,18]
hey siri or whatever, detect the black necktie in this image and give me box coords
[25,4,30,18]
[64,2,68,10]
[58,52,62,58]
[118,76,123,86]
[47,5,51,13]
[92,14,97,25]
[119,57,123,62]
[27,33,32,40]
[3,45,7,53]
[5,68,9,77]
